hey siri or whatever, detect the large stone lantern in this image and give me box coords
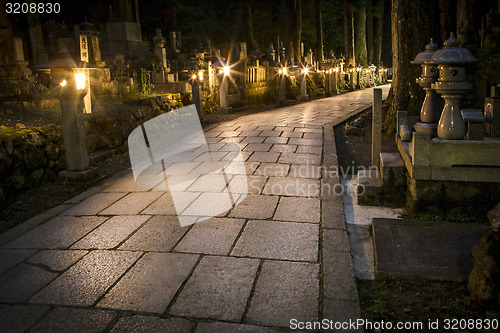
[39,52,96,180]
[430,33,477,140]
[184,63,204,119]
[277,65,288,105]
[212,59,232,114]
[411,39,441,137]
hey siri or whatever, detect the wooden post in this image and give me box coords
[372,88,382,167]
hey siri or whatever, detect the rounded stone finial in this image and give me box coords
[443,32,460,48]
[425,38,439,51]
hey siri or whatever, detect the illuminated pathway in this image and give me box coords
[0,85,390,332]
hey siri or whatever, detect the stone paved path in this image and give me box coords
[0,86,390,333]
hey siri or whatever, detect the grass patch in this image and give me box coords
[358,276,483,332]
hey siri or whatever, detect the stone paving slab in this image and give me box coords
[274,197,321,223]
[247,151,280,163]
[0,304,50,333]
[246,260,319,327]
[140,192,177,215]
[231,220,318,261]
[99,252,198,313]
[322,250,359,302]
[61,192,126,216]
[196,321,282,332]
[254,162,290,177]
[174,218,245,255]
[71,215,150,249]
[169,256,259,322]
[30,250,141,306]
[228,195,279,220]
[26,249,88,271]
[0,249,36,275]
[0,264,58,303]
[119,215,187,252]
[4,216,108,249]
[29,308,116,333]
[263,177,320,197]
[278,152,321,165]
[109,315,193,333]
[99,192,163,215]
[323,299,362,332]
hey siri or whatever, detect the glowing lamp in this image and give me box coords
[75,72,86,90]
[223,65,230,76]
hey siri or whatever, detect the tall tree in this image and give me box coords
[366,0,374,64]
[286,0,302,62]
[372,0,384,66]
[343,2,355,65]
[438,0,456,43]
[385,0,435,131]
[354,0,368,65]
[315,0,324,63]
[243,0,259,53]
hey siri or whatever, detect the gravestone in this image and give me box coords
[99,0,149,61]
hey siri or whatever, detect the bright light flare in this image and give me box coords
[60,79,67,87]
[283,67,288,75]
[192,74,197,80]
[198,71,203,81]
[223,65,230,76]
[75,73,86,90]
[303,68,309,75]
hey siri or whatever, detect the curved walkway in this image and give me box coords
[0,85,390,333]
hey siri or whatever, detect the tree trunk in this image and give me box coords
[385,0,428,132]
[243,0,259,53]
[315,0,324,63]
[343,2,355,65]
[373,0,384,66]
[439,0,454,43]
[286,0,302,63]
[366,0,374,64]
[354,0,368,65]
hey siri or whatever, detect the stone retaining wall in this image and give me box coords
[0,96,181,206]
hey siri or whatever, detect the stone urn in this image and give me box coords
[430,33,478,140]
[411,39,441,137]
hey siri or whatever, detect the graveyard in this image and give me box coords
[0,0,499,332]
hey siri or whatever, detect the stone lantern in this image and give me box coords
[212,59,232,114]
[369,64,377,86]
[356,64,362,89]
[347,64,354,91]
[38,52,96,180]
[332,66,339,95]
[277,65,288,105]
[411,39,441,137]
[184,63,204,119]
[430,33,478,140]
[324,67,331,97]
[297,63,310,101]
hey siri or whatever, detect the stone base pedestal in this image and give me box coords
[299,95,309,102]
[414,121,438,138]
[217,107,233,114]
[59,168,99,183]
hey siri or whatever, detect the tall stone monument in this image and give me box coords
[99,0,149,61]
